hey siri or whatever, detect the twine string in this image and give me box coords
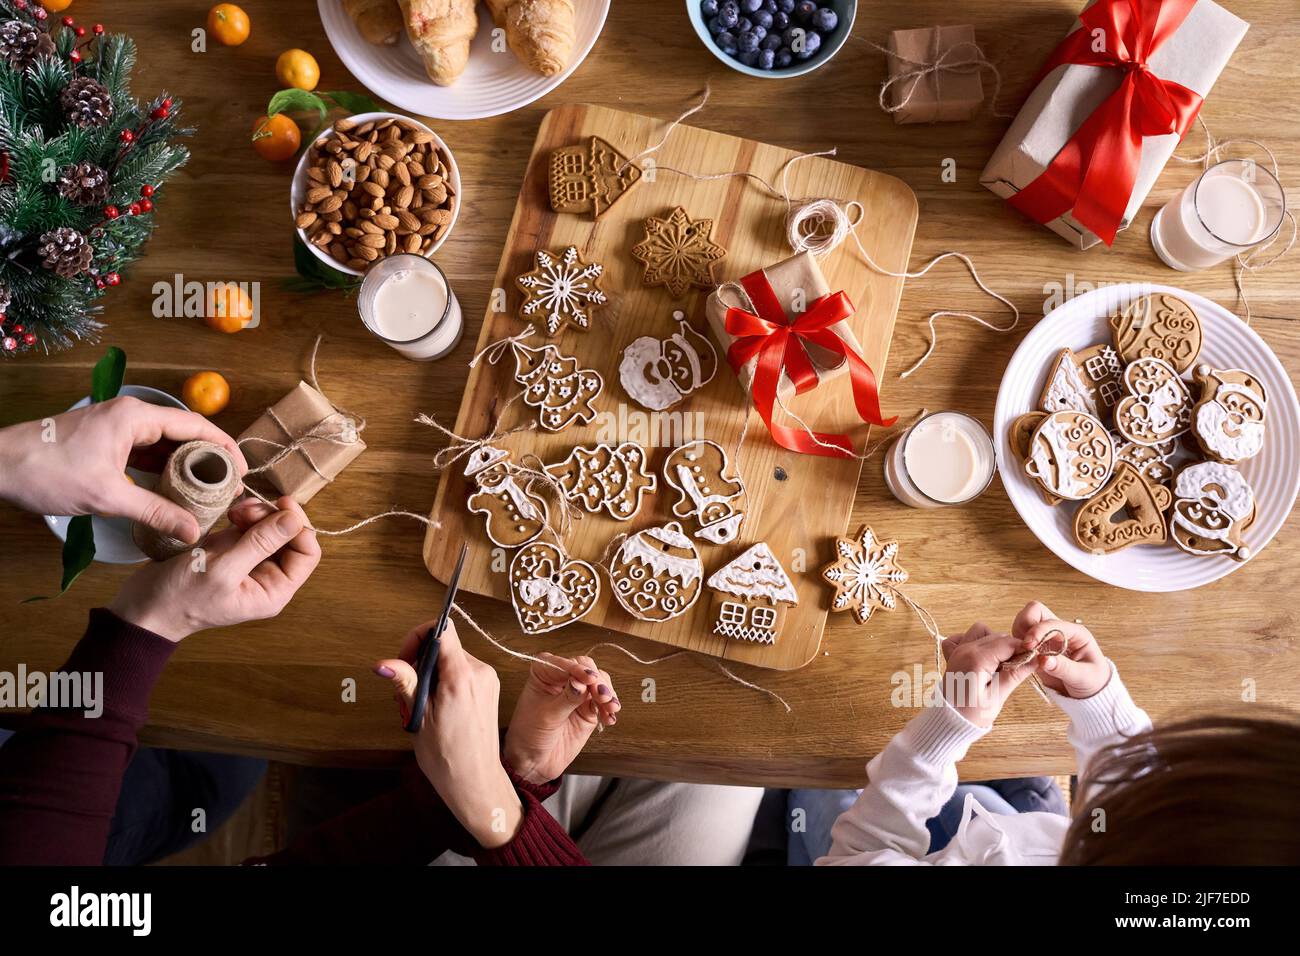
[856,35,1012,119]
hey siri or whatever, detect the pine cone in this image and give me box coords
[60,76,115,129]
[56,161,111,206]
[38,227,95,279]
[0,19,55,71]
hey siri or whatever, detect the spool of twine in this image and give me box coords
[132,440,243,561]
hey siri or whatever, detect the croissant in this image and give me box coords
[399,0,479,86]
[484,0,576,77]
[343,0,402,45]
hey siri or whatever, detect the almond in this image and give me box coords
[357,233,386,249]
[374,213,400,230]
[404,233,422,253]
[295,211,318,229]
[306,185,332,204]
[393,185,415,209]
[318,195,344,213]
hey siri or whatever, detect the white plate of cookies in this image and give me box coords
[993,283,1300,592]
[321,1,610,120]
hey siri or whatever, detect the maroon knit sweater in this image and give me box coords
[0,609,588,866]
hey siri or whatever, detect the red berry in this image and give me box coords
[162,97,173,109]
[15,1,27,10]
[106,273,121,286]
[69,50,81,63]
[34,8,46,20]
[61,16,74,26]
[75,26,86,37]
[128,202,141,216]
[2,337,15,352]
[139,198,153,212]
[120,130,134,143]
[94,24,105,35]
[104,205,119,219]
[12,324,23,334]
[22,332,35,346]
[141,184,155,197]
[95,278,106,289]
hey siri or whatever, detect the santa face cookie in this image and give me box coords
[663,439,747,544]
[619,311,718,411]
[822,526,908,625]
[1169,461,1255,561]
[464,446,549,548]
[1023,410,1115,501]
[1109,293,1203,373]
[1113,357,1193,446]
[544,442,656,520]
[512,342,603,432]
[509,541,601,634]
[1191,365,1268,464]
[516,246,607,336]
[1073,461,1173,555]
[607,522,703,622]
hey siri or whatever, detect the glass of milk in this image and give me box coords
[358,255,464,361]
[1151,159,1286,272]
[884,411,996,509]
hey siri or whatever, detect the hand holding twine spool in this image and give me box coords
[132,440,244,561]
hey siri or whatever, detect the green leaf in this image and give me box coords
[59,515,97,593]
[266,89,328,128]
[285,238,362,293]
[321,90,384,115]
[91,346,126,402]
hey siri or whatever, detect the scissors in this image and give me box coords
[404,542,468,734]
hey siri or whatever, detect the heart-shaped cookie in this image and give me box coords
[1113,357,1192,446]
[509,541,601,634]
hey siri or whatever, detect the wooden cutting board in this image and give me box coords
[424,103,917,670]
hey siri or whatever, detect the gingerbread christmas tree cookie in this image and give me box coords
[545,442,656,520]
[548,136,642,219]
[512,341,603,432]
[822,526,909,625]
[619,311,718,411]
[510,541,601,634]
[663,439,747,544]
[516,246,608,336]
[607,522,703,622]
[706,542,799,645]
[631,207,727,298]
[464,446,549,548]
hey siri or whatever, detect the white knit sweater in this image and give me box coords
[818,662,1151,866]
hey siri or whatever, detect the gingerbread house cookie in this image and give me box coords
[1191,365,1268,464]
[548,136,641,219]
[706,542,799,645]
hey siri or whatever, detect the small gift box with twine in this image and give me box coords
[884,25,985,125]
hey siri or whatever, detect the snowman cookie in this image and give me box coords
[1169,460,1256,561]
[1113,357,1193,447]
[1191,365,1268,464]
[509,541,601,634]
[662,439,747,544]
[619,311,718,411]
[464,446,549,548]
[1023,410,1115,501]
[607,522,703,622]
[1109,293,1203,373]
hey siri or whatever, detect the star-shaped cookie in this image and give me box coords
[631,206,727,298]
[515,246,608,336]
[821,526,908,625]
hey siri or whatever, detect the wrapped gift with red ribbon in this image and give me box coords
[981,0,1248,249]
[705,251,895,459]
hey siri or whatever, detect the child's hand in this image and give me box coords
[940,623,1037,728]
[504,653,619,785]
[1010,602,1111,700]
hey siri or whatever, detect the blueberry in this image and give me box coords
[701,0,720,16]
[794,0,817,22]
[757,48,776,69]
[737,16,752,33]
[782,25,804,46]
[775,48,794,67]
[737,49,760,66]
[717,1,739,29]
[752,24,768,41]
[762,0,777,10]
[772,10,789,29]
[737,30,761,53]
[740,0,763,11]
[812,7,838,32]
[795,28,821,58]
[761,32,783,51]
[707,15,725,35]
[777,0,795,12]
[752,9,773,28]
[715,30,738,53]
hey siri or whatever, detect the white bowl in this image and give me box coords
[44,385,188,565]
[290,111,462,278]
[317,0,610,120]
[993,283,1300,592]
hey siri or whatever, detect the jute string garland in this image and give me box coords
[856,34,1013,120]
[133,440,243,561]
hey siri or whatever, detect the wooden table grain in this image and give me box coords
[1,0,1297,786]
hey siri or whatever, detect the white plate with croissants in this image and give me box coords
[325,0,609,120]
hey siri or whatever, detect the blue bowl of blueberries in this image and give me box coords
[689,0,856,78]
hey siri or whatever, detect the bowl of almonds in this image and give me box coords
[290,112,461,276]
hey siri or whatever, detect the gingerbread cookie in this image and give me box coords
[1191,365,1268,464]
[1076,344,1126,417]
[516,246,608,336]
[631,207,727,298]
[1113,357,1192,447]
[1073,461,1173,555]
[822,526,908,626]
[706,542,799,645]
[663,439,747,544]
[1008,411,1061,506]
[1023,410,1114,501]
[1109,293,1203,373]
[545,442,656,520]
[464,446,550,548]
[1040,348,1100,417]
[619,311,718,411]
[1114,437,1178,487]
[512,341,603,432]
[607,522,703,622]
[548,136,641,219]
[509,541,601,634]
[1169,460,1256,561]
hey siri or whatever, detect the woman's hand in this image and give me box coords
[108,497,320,642]
[375,621,523,849]
[1011,601,1111,700]
[504,653,619,785]
[0,396,247,543]
[940,622,1037,728]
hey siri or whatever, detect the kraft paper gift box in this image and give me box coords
[980,0,1248,249]
[239,381,366,505]
[886,25,985,124]
[705,251,862,402]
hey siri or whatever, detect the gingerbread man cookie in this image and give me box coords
[631,207,727,298]
[1169,460,1256,561]
[1073,461,1173,555]
[822,526,909,625]
[1109,292,1203,373]
[1113,357,1193,447]
[512,341,603,432]
[509,541,601,634]
[544,442,656,520]
[465,446,549,548]
[1191,365,1268,464]
[607,522,703,622]
[1023,410,1115,501]
[706,542,799,645]
[662,439,747,544]
[619,311,718,411]
[516,246,608,336]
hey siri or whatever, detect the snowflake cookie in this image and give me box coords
[821,526,909,625]
[631,207,727,298]
[515,245,608,336]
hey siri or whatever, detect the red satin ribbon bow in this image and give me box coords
[724,268,895,459]
[1008,0,1203,246]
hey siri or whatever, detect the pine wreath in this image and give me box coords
[0,1,191,356]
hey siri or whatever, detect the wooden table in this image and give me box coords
[2,0,1296,786]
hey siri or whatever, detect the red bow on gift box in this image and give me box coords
[724,269,895,459]
[1009,0,1203,245]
